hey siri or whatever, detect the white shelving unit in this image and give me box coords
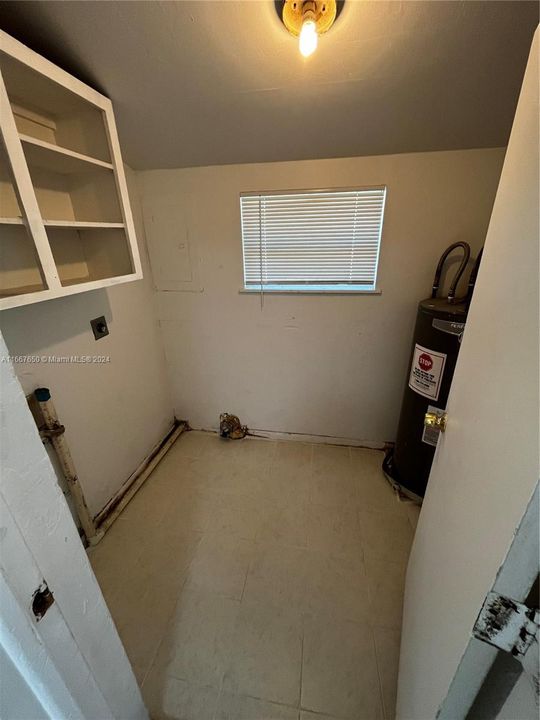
[0,30,142,309]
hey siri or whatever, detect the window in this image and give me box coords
[240,187,386,293]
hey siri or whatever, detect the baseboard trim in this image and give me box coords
[194,426,389,450]
[93,418,187,538]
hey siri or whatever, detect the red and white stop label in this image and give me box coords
[409,344,447,400]
[418,353,433,371]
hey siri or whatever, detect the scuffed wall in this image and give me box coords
[0,168,174,516]
[138,148,505,442]
[0,330,147,719]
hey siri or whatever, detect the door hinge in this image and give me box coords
[473,591,539,656]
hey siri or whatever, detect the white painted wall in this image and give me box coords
[397,29,539,720]
[466,651,539,720]
[0,330,147,720]
[0,168,173,517]
[495,670,539,720]
[138,148,504,441]
[0,644,52,720]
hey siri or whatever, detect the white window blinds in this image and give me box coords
[240,187,386,292]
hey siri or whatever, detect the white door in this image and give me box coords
[0,493,109,720]
[396,27,539,720]
[0,329,148,720]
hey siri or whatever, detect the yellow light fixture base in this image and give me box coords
[281,0,339,37]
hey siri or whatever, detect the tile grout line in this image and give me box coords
[298,612,305,711]
[239,550,252,603]
[212,653,227,720]
[139,525,204,690]
[138,588,182,690]
[308,442,314,506]
[371,623,389,720]
[102,433,405,719]
[218,687,304,713]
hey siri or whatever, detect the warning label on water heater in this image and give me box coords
[408,344,447,400]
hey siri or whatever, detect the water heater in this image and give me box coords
[383,243,482,500]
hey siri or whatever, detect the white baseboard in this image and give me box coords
[194,426,388,450]
[93,420,187,535]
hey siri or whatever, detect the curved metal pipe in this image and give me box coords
[431,242,471,302]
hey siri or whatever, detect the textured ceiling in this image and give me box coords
[0,1,537,169]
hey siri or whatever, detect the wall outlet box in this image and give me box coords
[90,316,109,340]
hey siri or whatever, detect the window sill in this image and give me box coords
[239,287,382,296]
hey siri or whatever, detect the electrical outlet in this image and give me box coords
[90,316,109,340]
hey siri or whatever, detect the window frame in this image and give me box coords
[239,185,386,295]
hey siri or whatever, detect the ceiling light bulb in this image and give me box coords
[299,19,318,57]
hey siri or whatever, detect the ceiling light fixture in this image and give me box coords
[278,0,342,58]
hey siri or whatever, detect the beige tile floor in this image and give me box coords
[89,431,421,720]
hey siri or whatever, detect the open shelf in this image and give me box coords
[0,31,142,309]
[1,224,46,298]
[48,227,135,287]
[1,52,111,162]
[43,220,124,229]
[0,219,125,229]
[0,142,22,219]
[20,134,114,174]
[28,163,123,224]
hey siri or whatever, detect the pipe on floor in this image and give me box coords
[93,419,187,538]
[34,387,103,545]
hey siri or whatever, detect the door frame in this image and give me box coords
[396,26,539,720]
[439,483,539,718]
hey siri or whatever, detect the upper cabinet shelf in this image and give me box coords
[0,30,142,309]
[20,135,114,174]
[2,49,112,162]
[43,220,125,229]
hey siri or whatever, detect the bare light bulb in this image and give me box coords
[299,19,318,57]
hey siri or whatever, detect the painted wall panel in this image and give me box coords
[0,168,173,516]
[0,331,147,720]
[139,148,504,441]
[397,30,539,719]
